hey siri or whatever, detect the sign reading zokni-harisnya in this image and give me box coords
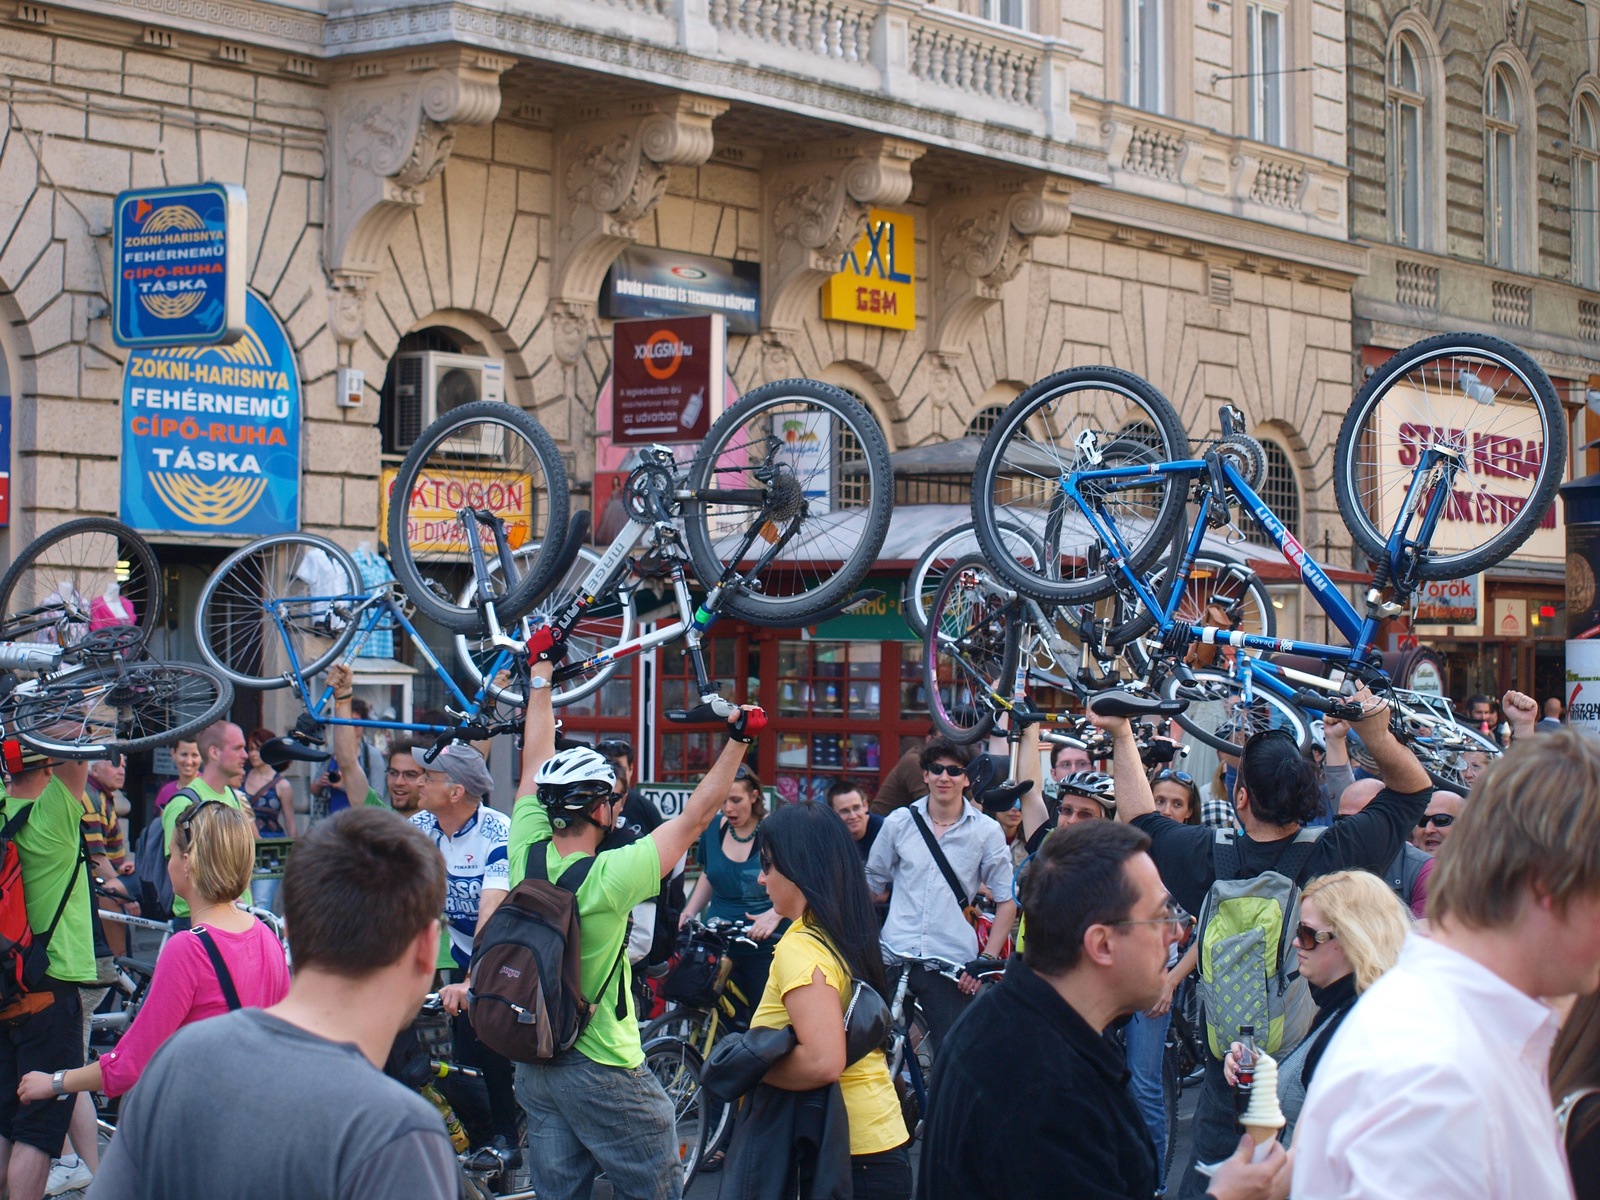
[121,291,301,537]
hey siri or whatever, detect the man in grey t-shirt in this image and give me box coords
[88,808,457,1200]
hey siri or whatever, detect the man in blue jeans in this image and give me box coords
[507,658,762,1200]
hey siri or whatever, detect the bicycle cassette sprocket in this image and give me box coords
[1217,432,1267,490]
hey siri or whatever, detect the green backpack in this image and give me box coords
[1195,826,1324,1060]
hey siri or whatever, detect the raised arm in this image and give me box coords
[650,728,754,875]
[1501,690,1538,745]
[1089,711,1155,822]
[1016,721,1051,842]
[326,663,369,803]
[520,661,561,784]
[1349,686,1429,794]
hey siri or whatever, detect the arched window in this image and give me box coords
[1246,442,1299,547]
[1125,0,1163,112]
[1485,67,1519,268]
[1389,37,1425,247]
[966,405,1006,438]
[1575,95,1600,287]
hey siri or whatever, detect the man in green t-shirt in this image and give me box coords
[0,748,95,1200]
[509,659,760,1200]
[161,721,253,921]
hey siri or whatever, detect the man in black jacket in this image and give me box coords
[919,821,1290,1200]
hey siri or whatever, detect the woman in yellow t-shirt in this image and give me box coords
[749,801,911,1199]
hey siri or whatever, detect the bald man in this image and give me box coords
[1412,790,1464,855]
[1340,777,1430,909]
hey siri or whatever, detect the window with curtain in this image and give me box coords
[1485,67,1518,268]
[1125,0,1163,112]
[1575,96,1600,287]
[1388,37,1425,247]
[1246,3,1284,146]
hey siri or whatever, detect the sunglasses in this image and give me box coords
[1417,813,1456,829]
[1152,769,1195,786]
[735,764,757,781]
[174,800,228,848]
[925,763,966,777]
[1295,923,1337,950]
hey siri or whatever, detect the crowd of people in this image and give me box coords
[0,668,1582,1200]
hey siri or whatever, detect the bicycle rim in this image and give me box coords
[682,380,893,625]
[197,534,363,690]
[641,1037,706,1188]
[6,661,234,758]
[0,518,162,653]
[1334,334,1565,579]
[1159,666,1310,754]
[387,401,570,633]
[973,368,1189,604]
[906,521,1044,639]
[455,543,635,708]
[923,554,1020,745]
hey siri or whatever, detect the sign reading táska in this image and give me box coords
[121,291,300,537]
[113,183,246,348]
[611,314,726,445]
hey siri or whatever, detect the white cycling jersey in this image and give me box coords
[410,806,510,969]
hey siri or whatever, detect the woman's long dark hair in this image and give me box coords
[759,802,888,1000]
[1552,991,1600,1147]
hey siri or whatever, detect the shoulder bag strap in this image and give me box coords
[909,808,972,911]
[193,926,244,1012]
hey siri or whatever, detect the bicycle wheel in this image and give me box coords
[972,367,1190,604]
[640,1009,707,1050]
[681,379,893,625]
[1157,666,1311,755]
[1125,555,1277,673]
[387,400,570,633]
[905,521,1045,639]
[1161,1041,1180,1182]
[196,534,363,690]
[454,542,635,709]
[1333,333,1566,580]
[0,518,162,653]
[923,554,1021,745]
[3,660,234,759]
[640,1037,707,1190]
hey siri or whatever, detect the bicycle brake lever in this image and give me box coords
[1291,690,1366,721]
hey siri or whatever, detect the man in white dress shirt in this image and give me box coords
[1293,727,1600,1199]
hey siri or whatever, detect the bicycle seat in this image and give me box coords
[966,753,1034,813]
[259,737,332,769]
[1088,690,1187,719]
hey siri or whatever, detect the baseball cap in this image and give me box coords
[431,743,494,800]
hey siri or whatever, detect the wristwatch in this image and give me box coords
[50,1070,66,1096]
[529,676,550,691]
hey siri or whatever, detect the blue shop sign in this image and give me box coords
[121,291,300,537]
[112,183,246,347]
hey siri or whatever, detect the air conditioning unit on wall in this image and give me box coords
[392,351,505,454]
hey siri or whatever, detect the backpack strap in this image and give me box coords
[528,840,631,1021]
[1210,828,1240,880]
[192,926,243,1012]
[0,804,33,843]
[36,825,90,951]
[1273,825,1327,886]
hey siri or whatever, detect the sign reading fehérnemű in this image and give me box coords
[121,291,301,537]
[112,184,246,348]
[611,314,726,445]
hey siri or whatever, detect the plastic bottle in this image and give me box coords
[421,1083,470,1153]
[1234,1025,1258,1121]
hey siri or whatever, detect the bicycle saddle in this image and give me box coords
[1087,690,1187,719]
[259,736,332,769]
[966,753,1034,813]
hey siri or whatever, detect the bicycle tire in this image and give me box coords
[905,520,1045,639]
[4,660,234,759]
[640,1036,708,1190]
[681,379,893,625]
[196,533,363,690]
[0,518,162,654]
[971,367,1190,604]
[1161,1041,1180,1183]
[639,1009,707,1050]
[1157,666,1311,755]
[454,542,635,709]
[386,401,570,633]
[923,554,1022,745]
[1333,332,1566,580]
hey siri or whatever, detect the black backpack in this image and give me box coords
[468,841,629,1063]
[134,797,186,922]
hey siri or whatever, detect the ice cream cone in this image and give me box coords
[1243,1122,1283,1144]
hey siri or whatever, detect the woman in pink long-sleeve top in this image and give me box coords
[17,801,289,1104]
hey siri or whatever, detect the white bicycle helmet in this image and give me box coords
[534,746,617,827]
[1058,770,1116,814]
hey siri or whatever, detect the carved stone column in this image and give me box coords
[325,50,512,346]
[760,137,925,334]
[928,175,1072,357]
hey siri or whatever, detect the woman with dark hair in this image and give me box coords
[244,726,295,912]
[1553,991,1600,1199]
[681,764,784,1023]
[1150,767,1202,826]
[748,800,909,1199]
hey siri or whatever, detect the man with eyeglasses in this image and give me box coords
[1094,686,1431,1200]
[866,739,1016,1054]
[919,820,1290,1200]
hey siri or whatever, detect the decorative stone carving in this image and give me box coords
[326,51,512,344]
[550,94,729,308]
[760,330,795,384]
[760,137,925,333]
[929,175,1072,356]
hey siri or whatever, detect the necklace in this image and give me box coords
[727,822,759,843]
[929,813,960,828]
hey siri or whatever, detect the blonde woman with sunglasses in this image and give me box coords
[1221,870,1410,1145]
[17,802,289,1106]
